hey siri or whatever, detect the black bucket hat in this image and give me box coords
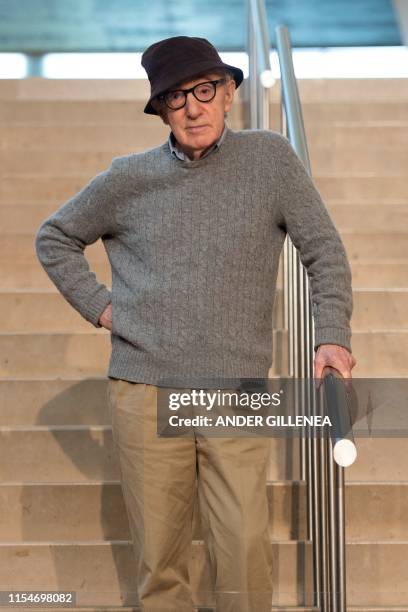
[141,36,244,115]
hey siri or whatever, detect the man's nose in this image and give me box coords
[184,92,202,116]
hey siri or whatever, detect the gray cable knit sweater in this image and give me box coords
[35,126,353,388]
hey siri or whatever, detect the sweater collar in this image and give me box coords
[168,123,228,162]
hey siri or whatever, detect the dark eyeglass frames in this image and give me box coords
[158,78,226,110]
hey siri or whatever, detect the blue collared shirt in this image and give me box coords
[168,123,228,162]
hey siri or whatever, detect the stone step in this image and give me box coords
[0,425,298,483]
[0,124,216,152]
[0,480,306,543]
[0,539,407,607]
[0,262,111,291]
[0,77,244,103]
[294,78,408,102]
[350,289,408,329]
[315,176,408,201]
[0,378,110,426]
[1,98,407,126]
[0,78,154,100]
[0,99,247,125]
[308,146,408,175]
[344,541,408,606]
[0,329,405,378]
[0,124,181,153]
[2,288,407,333]
[3,372,395,428]
[1,481,407,542]
[328,203,408,232]
[2,202,408,235]
[0,290,100,332]
[300,102,408,123]
[306,123,408,148]
[2,174,407,204]
[0,423,406,483]
[2,77,408,102]
[351,330,408,377]
[349,262,408,289]
[4,232,407,266]
[343,438,408,483]
[0,539,314,608]
[3,145,408,176]
[0,375,406,448]
[342,232,408,260]
[0,330,288,379]
[0,176,105,206]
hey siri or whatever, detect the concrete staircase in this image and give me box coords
[0,77,407,610]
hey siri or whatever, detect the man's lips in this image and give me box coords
[186,125,208,132]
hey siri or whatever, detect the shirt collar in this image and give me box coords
[168,123,228,162]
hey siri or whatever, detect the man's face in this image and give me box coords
[158,72,236,161]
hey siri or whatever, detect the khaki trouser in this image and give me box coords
[107,378,273,612]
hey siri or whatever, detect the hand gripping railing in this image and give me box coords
[246,4,357,610]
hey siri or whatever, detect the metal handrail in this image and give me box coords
[246,3,353,610]
[247,0,274,128]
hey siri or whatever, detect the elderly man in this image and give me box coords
[35,36,356,612]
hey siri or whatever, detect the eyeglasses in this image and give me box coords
[158,78,226,110]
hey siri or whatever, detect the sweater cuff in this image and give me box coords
[314,326,352,353]
[84,288,112,328]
